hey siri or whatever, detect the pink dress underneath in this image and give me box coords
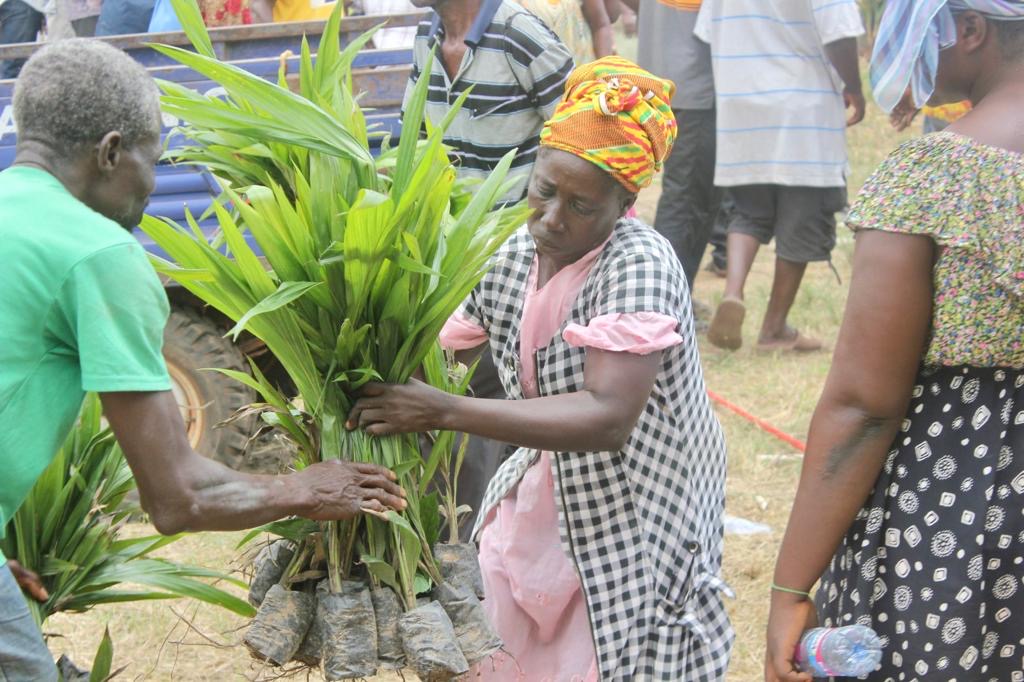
[439,238,682,681]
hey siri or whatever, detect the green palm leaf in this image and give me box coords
[1,396,256,627]
[143,0,530,611]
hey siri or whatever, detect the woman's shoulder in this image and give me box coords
[482,227,535,284]
[604,218,680,265]
[577,219,690,317]
[499,227,538,262]
[585,219,688,307]
[848,132,1023,242]
[858,132,1022,198]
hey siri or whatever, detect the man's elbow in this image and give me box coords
[140,493,200,536]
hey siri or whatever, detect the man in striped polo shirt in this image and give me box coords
[403,0,572,538]
[405,0,574,205]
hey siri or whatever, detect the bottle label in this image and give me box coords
[801,628,837,677]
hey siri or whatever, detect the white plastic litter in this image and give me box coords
[723,514,771,536]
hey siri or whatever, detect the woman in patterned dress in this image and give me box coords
[148,0,252,29]
[515,0,614,65]
[766,3,1024,681]
[348,57,733,680]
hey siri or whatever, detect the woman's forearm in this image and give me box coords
[772,401,903,592]
[773,231,933,595]
[350,348,663,451]
[440,390,635,452]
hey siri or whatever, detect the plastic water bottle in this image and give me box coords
[795,625,883,678]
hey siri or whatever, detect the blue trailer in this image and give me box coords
[0,15,421,467]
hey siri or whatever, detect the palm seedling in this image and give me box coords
[140,1,529,678]
[1,395,255,677]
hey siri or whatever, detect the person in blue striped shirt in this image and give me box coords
[696,0,865,353]
[402,0,574,539]
[404,0,574,205]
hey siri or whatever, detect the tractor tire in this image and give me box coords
[163,307,256,469]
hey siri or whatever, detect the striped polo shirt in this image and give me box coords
[694,0,864,188]
[404,0,574,203]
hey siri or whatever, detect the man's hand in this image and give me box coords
[6,560,48,603]
[824,38,864,127]
[293,461,407,520]
[844,88,866,127]
[346,380,452,436]
[101,390,408,535]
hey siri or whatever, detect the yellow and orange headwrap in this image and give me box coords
[540,56,677,193]
[656,0,701,9]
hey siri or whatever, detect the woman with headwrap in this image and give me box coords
[348,57,733,680]
[765,3,1024,681]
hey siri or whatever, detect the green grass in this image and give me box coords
[620,36,915,678]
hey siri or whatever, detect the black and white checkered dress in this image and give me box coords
[466,219,734,680]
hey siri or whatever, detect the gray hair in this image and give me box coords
[13,38,161,154]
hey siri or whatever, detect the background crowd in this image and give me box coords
[0,0,635,74]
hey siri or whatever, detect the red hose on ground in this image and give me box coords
[706,389,807,453]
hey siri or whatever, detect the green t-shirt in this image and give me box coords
[0,166,172,553]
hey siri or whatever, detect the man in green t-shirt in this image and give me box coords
[0,39,406,680]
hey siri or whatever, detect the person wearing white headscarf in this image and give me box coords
[765,4,1024,681]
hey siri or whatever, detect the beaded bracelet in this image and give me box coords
[771,582,813,598]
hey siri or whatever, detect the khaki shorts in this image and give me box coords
[726,184,847,263]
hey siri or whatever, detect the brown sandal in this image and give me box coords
[708,297,745,350]
[755,330,823,353]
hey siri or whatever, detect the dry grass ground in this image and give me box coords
[46,47,919,682]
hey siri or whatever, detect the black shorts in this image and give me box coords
[726,184,847,263]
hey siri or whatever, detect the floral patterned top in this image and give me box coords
[847,132,1024,369]
[515,0,595,66]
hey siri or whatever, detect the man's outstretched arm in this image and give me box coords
[101,390,406,535]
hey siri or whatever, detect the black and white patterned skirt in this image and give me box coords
[817,365,1024,682]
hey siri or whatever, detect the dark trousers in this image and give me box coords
[708,194,733,270]
[0,0,43,79]
[95,0,155,35]
[653,107,719,289]
[454,351,510,542]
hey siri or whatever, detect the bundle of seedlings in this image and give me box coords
[1,394,254,673]
[142,1,522,678]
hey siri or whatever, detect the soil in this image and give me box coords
[434,582,501,665]
[371,586,406,669]
[292,606,324,667]
[248,540,296,607]
[398,600,469,681]
[243,584,315,666]
[56,655,89,682]
[434,543,485,600]
[319,579,378,680]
